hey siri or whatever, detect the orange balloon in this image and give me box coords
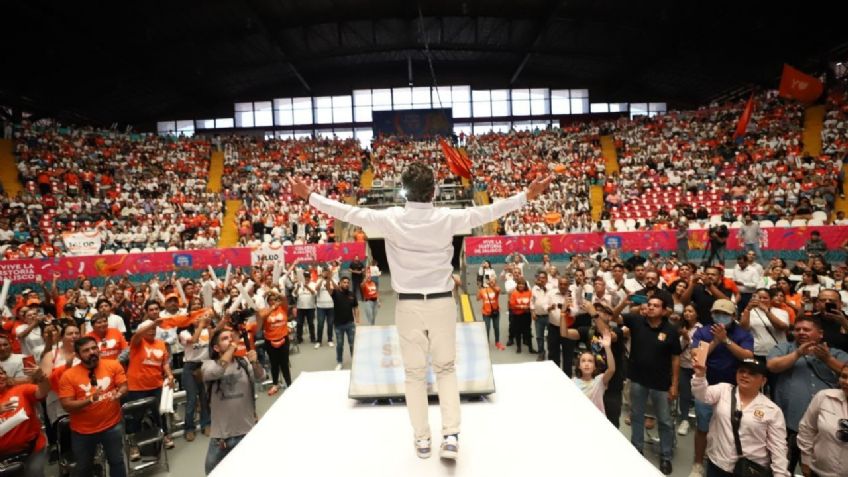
[554,164,567,174]
[544,212,562,225]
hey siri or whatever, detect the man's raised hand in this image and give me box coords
[526,174,554,201]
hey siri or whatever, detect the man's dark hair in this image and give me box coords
[74,336,97,354]
[95,298,111,309]
[401,162,435,202]
[795,314,823,330]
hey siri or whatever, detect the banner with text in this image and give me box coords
[250,242,366,265]
[464,226,848,258]
[62,232,102,256]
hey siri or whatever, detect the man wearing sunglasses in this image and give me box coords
[58,336,128,477]
[797,364,848,477]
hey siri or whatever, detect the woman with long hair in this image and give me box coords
[675,304,702,437]
[508,279,533,354]
[256,291,292,396]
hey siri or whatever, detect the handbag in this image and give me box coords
[730,386,772,477]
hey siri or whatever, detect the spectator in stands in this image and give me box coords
[360,271,381,326]
[509,279,533,354]
[179,313,213,441]
[805,231,828,256]
[330,277,358,370]
[796,365,848,477]
[767,316,848,474]
[530,271,553,362]
[58,336,128,477]
[477,276,503,349]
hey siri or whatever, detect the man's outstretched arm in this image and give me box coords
[452,174,554,229]
[289,176,385,231]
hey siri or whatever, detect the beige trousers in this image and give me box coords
[395,296,461,440]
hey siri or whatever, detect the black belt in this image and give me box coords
[397,291,453,300]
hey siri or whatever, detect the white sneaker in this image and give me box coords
[688,462,704,477]
[415,438,431,459]
[440,435,458,460]
[328,341,335,347]
[314,343,321,349]
[677,420,690,436]
[334,363,343,370]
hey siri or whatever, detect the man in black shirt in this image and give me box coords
[625,250,647,272]
[563,301,626,427]
[349,256,365,300]
[616,296,681,475]
[634,270,674,312]
[812,289,848,352]
[331,276,359,370]
[682,266,730,326]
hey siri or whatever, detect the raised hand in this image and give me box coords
[526,174,554,201]
[288,176,314,201]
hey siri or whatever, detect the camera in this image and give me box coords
[229,308,253,328]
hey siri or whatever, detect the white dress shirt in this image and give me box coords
[530,286,555,316]
[692,376,790,477]
[796,389,848,477]
[732,265,762,294]
[310,192,527,294]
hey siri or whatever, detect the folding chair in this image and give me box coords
[122,397,169,475]
[0,456,25,477]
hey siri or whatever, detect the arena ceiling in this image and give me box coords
[2,0,846,127]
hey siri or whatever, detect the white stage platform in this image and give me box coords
[210,361,661,477]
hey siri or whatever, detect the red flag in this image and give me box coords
[778,64,823,103]
[733,93,755,141]
[439,138,471,179]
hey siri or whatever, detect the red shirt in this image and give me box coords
[0,384,46,454]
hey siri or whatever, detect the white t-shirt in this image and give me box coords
[573,375,607,413]
[747,307,789,356]
[83,313,127,335]
[14,324,45,359]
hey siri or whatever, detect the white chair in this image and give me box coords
[759,220,774,228]
[613,219,626,230]
[155,247,167,252]
[283,240,293,246]
[790,219,807,227]
[116,249,129,254]
[129,248,142,254]
[167,246,179,251]
[263,235,272,243]
[270,240,281,247]
[775,219,791,227]
[101,249,115,255]
[142,247,154,253]
[625,218,637,230]
[601,220,611,231]
[807,219,825,226]
[709,214,722,224]
[811,211,828,222]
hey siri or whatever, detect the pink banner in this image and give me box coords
[0,248,252,284]
[465,226,848,258]
[0,243,369,284]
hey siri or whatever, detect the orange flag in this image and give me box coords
[439,138,471,179]
[778,64,823,103]
[733,93,755,141]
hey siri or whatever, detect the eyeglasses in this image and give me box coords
[838,418,848,443]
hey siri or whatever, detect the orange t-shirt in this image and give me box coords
[58,361,127,435]
[233,322,257,358]
[361,280,379,300]
[263,306,289,347]
[87,328,128,361]
[478,287,500,315]
[157,309,211,330]
[509,290,532,314]
[0,384,46,453]
[127,339,168,391]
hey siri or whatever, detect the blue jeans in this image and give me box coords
[361,300,378,325]
[534,315,549,355]
[629,381,674,460]
[316,307,335,343]
[182,361,211,433]
[482,311,500,342]
[71,423,127,477]
[335,322,356,364]
[205,435,245,475]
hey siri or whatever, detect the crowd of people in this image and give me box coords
[0,254,385,476]
[475,245,848,476]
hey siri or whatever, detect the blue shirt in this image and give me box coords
[692,324,754,385]
[767,341,848,431]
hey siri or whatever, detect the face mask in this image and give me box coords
[713,313,733,327]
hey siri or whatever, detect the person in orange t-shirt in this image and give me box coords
[0,365,51,473]
[87,314,128,361]
[476,277,503,349]
[360,273,380,326]
[508,279,534,353]
[58,336,128,477]
[125,318,175,456]
[256,292,291,395]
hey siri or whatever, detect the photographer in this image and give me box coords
[704,224,729,267]
[202,329,264,475]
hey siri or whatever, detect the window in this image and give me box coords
[332,95,353,123]
[609,103,628,113]
[531,120,550,131]
[274,98,294,126]
[511,89,531,116]
[372,89,392,111]
[292,97,313,125]
[157,121,176,135]
[551,89,570,115]
[293,129,313,139]
[492,121,510,133]
[491,89,510,117]
[590,103,609,113]
[176,120,194,137]
[392,87,412,110]
[512,120,533,131]
[451,86,471,118]
[630,103,648,118]
[314,96,333,124]
[570,89,589,115]
[649,102,667,117]
[472,90,491,118]
[431,86,452,108]
[253,101,272,127]
[411,87,431,109]
[353,89,372,122]
[234,102,254,128]
[333,128,354,140]
[215,118,234,129]
[530,88,550,115]
[315,128,335,138]
[453,122,472,137]
[355,128,373,149]
[275,131,294,140]
[195,119,215,129]
[473,121,493,134]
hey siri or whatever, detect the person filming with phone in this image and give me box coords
[808,289,848,352]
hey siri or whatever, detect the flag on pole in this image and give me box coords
[439,138,471,179]
[778,64,823,103]
[733,93,755,142]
